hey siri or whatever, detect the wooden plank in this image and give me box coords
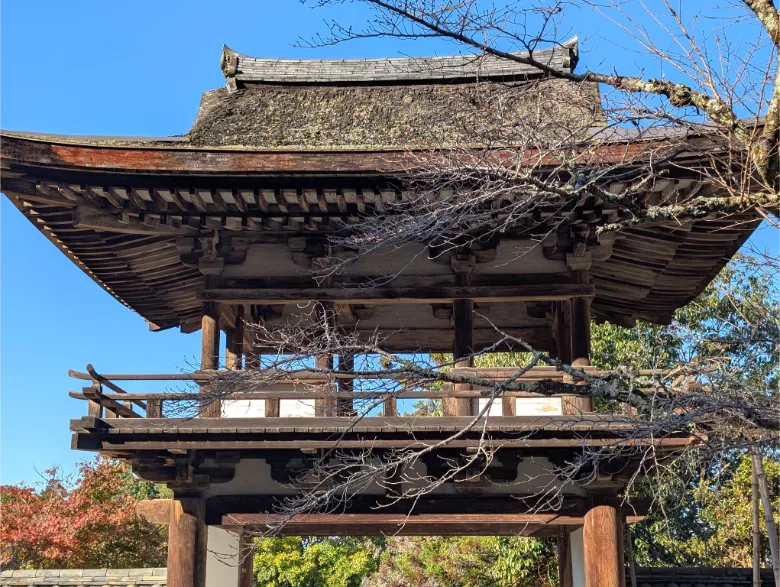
[198,284,595,305]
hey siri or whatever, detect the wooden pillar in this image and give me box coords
[200,278,221,418]
[225,306,244,371]
[583,504,622,587]
[553,300,573,365]
[338,352,355,416]
[444,297,474,416]
[315,353,335,417]
[567,269,593,414]
[167,496,207,587]
[557,529,574,587]
[238,532,254,587]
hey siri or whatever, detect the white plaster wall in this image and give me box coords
[203,455,587,498]
[205,527,240,587]
[221,398,316,417]
[476,397,563,416]
[570,527,586,587]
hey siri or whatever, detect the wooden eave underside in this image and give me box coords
[1,133,762,329]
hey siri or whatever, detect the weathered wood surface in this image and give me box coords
[136,498,172,524]
[217,512,646,538]
[167,498,207,587]
[199,286,221,418]
[584,505,622,587]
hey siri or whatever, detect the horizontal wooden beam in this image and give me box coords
[219,513,647,536]
[97,437,695,452]
[198,284,595,305]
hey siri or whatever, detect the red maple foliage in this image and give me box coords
[0,457,167,569]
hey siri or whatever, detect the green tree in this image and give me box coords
[252,536,383,587]
[365,536,556,587]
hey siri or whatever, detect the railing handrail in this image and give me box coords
[69,389,562,402]
[68,366,671,382]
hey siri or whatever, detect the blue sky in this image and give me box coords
[1,0,777,485]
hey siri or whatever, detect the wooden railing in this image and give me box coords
[69,365,666,419]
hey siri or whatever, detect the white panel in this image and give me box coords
[222,400,265,418]
[570,527,586,587]
[477,398,503,416]
[280,399,316,417]
[222,398,315,417]
[514,397,563,416]
[206,527,240,587]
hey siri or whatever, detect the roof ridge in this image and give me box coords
[220,38,579,89]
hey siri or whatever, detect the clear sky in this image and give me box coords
[1,0,777,485]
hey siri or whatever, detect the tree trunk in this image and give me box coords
[752,448,780,586]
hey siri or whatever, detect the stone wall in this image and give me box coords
[0,569,166,587]
[631,567,774,587]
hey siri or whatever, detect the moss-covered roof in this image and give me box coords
[187,78,603,150]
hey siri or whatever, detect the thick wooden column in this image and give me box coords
[167,496,207,587]
[444,296,474,416]
[225,306,244,371]
[583,504,622,587]
[200,277,221,418]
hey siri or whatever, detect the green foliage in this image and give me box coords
[253,536,383,587]
[365,536,557,586]
[633,454,780,567]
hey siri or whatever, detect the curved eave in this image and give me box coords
[0,130,694,177]
[1,129,763,331]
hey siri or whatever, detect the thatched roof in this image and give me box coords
[187,78,603,150]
